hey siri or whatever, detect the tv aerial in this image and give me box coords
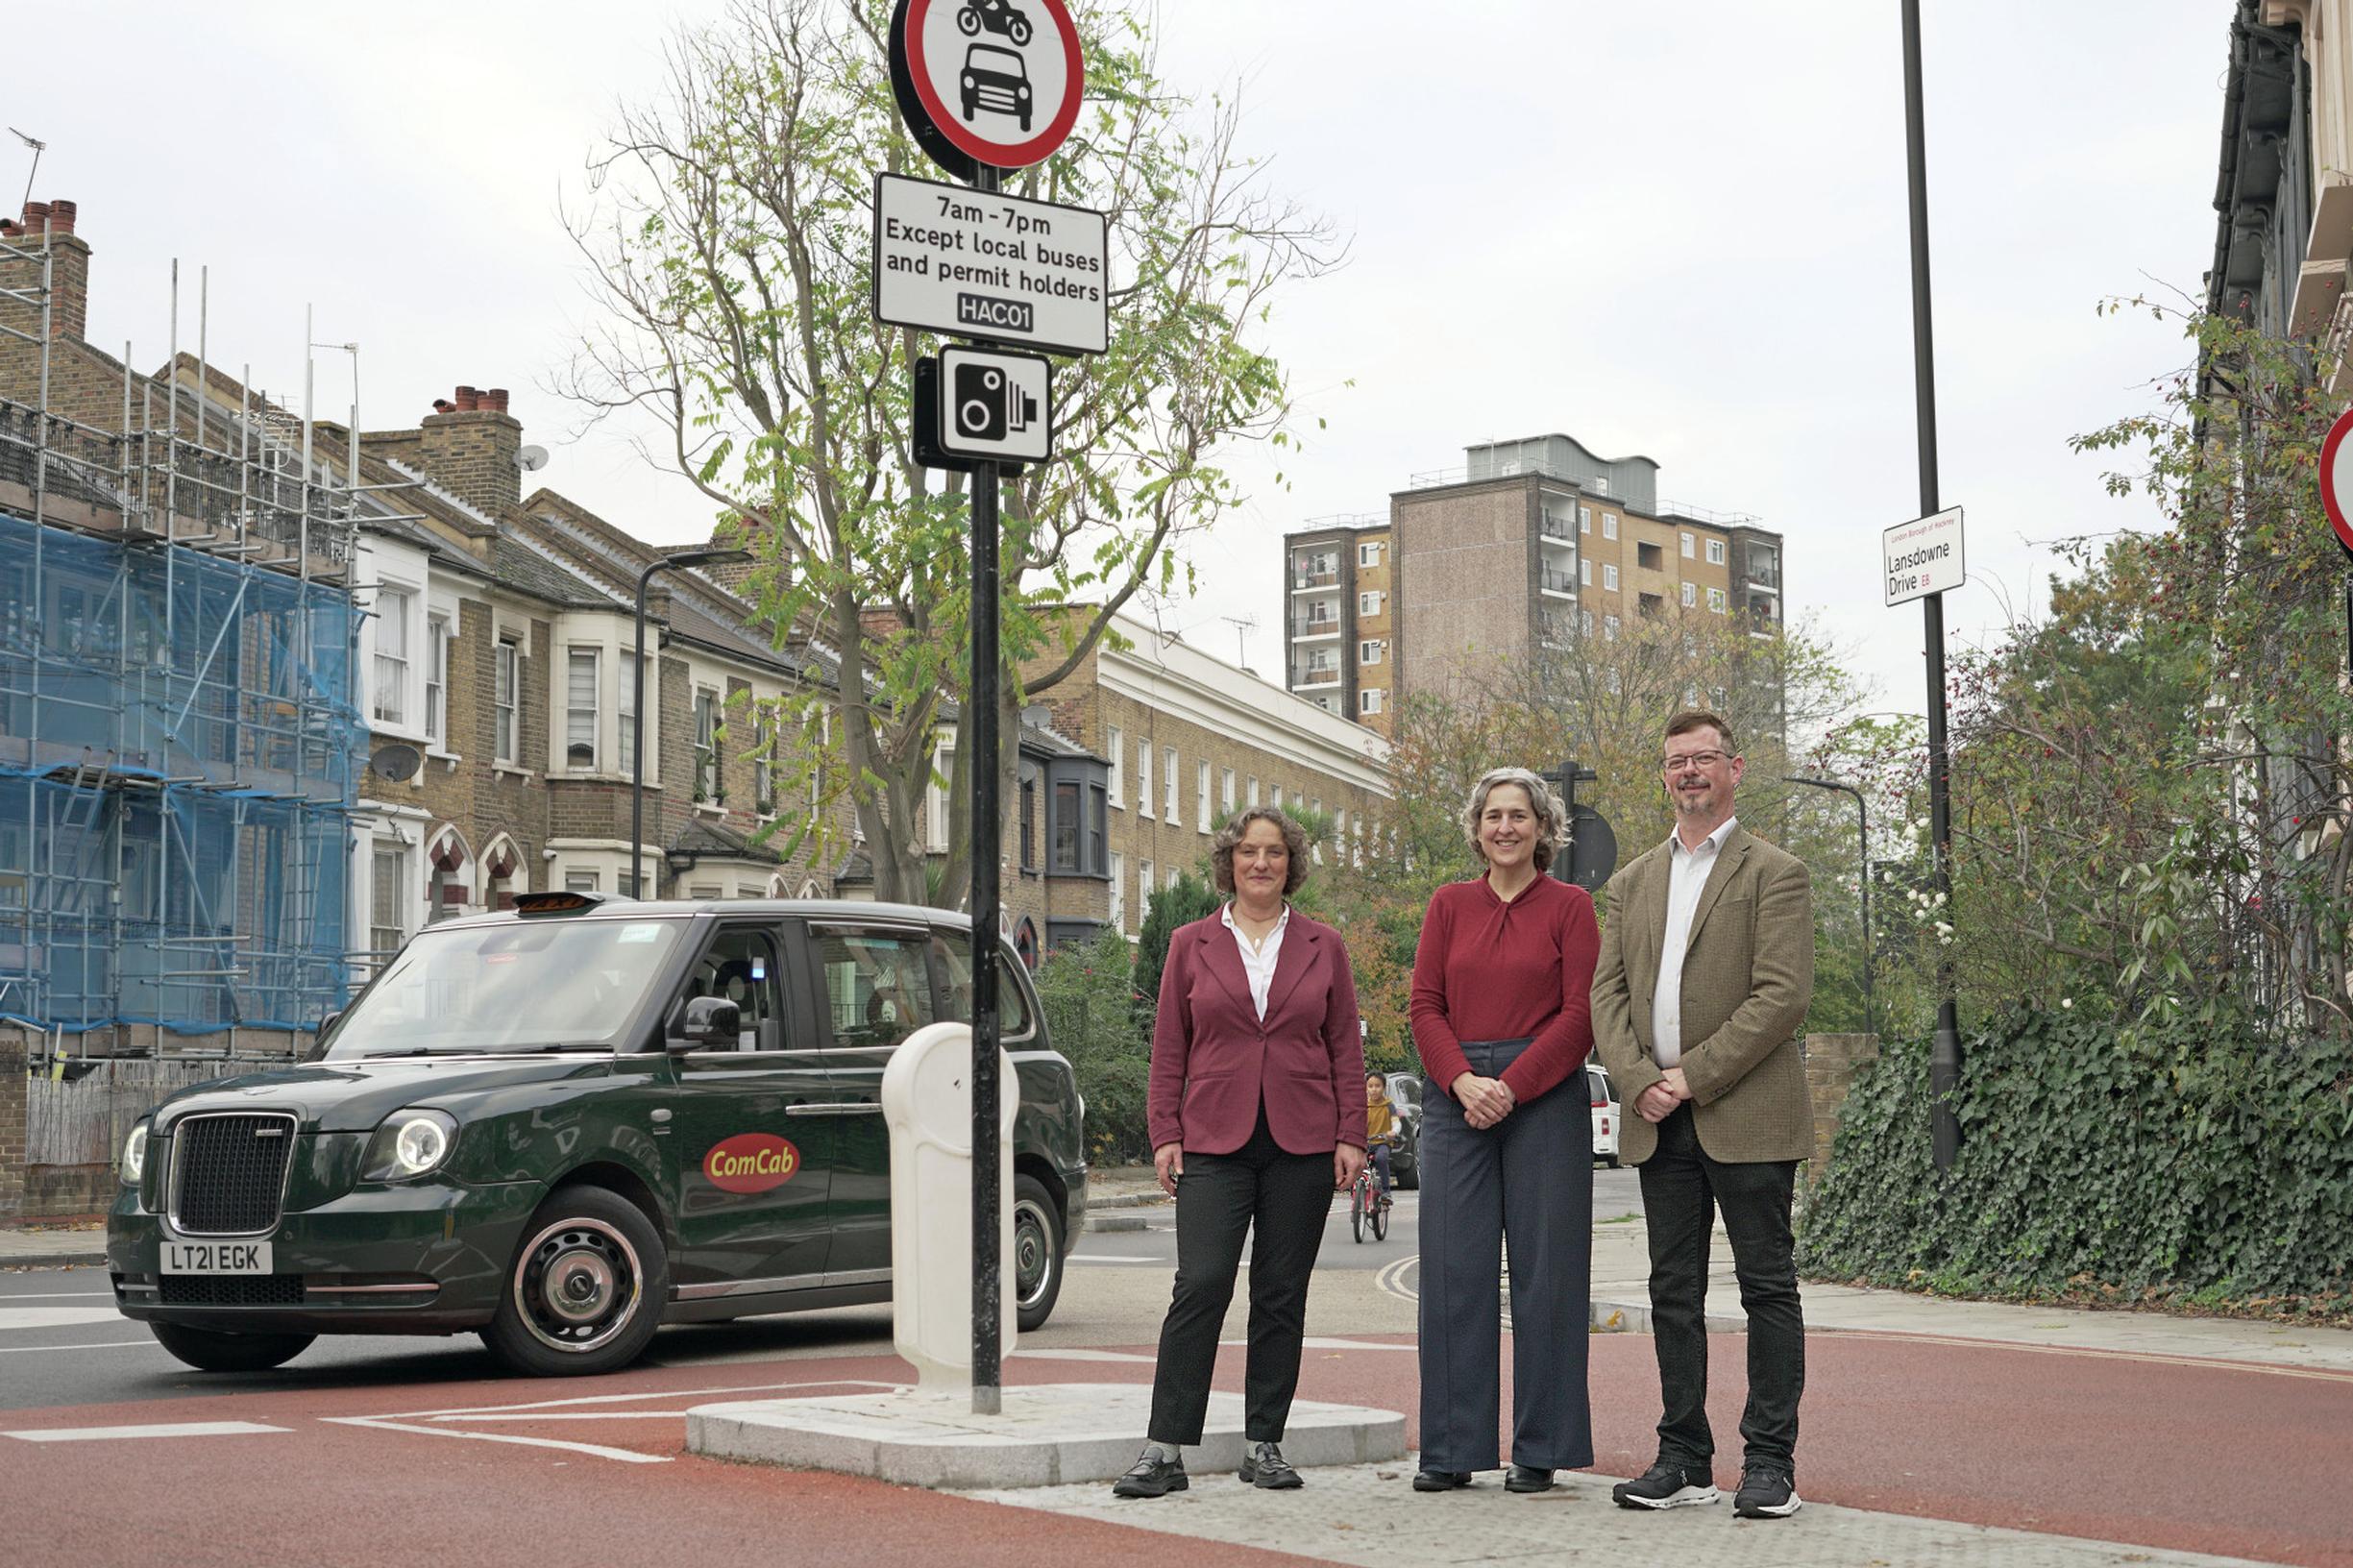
[1218,612,1258,668]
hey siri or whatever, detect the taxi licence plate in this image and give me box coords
[161,1240,273,1274]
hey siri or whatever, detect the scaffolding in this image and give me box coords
[0,220,366,1040]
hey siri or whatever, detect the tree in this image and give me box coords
[1133,869,1218,1024]
[566,0,1338,904]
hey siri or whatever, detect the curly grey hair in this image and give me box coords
[1210,807,1311,896]
[1460,767,1569,874]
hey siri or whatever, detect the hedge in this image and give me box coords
[1799,1009,2353,1309]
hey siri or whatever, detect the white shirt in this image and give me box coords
[1221,902,1290,1021]
[1651,817,1739,1068]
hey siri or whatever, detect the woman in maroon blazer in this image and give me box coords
[1112,807,1367,1499]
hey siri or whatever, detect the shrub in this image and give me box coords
[1033,930,1153,1164]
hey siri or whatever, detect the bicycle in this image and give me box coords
[1349,1161,1389,1243]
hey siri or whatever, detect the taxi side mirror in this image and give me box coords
[671,995,742,1052]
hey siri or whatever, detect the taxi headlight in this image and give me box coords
[121,1121,149,1185]
[362,1109,458,1181]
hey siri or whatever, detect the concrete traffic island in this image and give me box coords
[686,1383,1407,1490]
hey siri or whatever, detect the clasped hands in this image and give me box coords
[1635,1066,1692,1123]
[1449,1071,1517,1130]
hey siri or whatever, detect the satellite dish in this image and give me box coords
[516,444,550,473]
[370,743,423,782]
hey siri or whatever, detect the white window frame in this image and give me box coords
[1140,860,1155,924]
[1109,850,1126,931]
[372,586,414,727]
[1163,746,1179,824]
[1136,739,1154,820]
[424,612,449,748]
[1196,760,1211,834]
[1247,776,1260,807]
[564,869,601,894]
[565,647,600,772]
[369,836,410,962]
[1603,563,1619,591]
[493,639,519,766]
[1107,725,1125,808]
[1602,513,1619,540]
[693,686,721,804]
[1578,505,1592,532]
[1221,767,1236,815]
[1359,639,1385,665]
[1706,538,1727,565]
[1580,558,1592,587]
[1360,689,1385,716]
[1358,590,1384,616]
[1605,614,1621,639]
[1680,532,1696,559]
[1358,540,1384,568]
[1709,587,1728,613]
[619,650,639,775]
[1682,581,1698,608]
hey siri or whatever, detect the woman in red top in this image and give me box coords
[1408,766,1600,1495]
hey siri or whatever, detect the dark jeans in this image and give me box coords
[1370,1141,1390,1196]
[1145,1107,1335,1446]
[1416,1039,1593,1472]
[1637,1102,1803,1472]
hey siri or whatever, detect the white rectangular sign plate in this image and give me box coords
[1883,506,1966,607]
[162,1240,273,1274]
[872,172,1109,355]
[937,346,1052,463]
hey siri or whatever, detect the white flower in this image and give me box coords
[2060,998,2073,1010]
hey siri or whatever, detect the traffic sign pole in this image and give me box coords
[968,159,1005,1419]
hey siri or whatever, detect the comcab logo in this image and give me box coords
[702,1133,801,1193]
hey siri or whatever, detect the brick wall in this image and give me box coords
[1803,1031,1879,1184]
[0,1043,25,1221]
[415,404,522,517]
[1392,479,1538,708]
[0,200,90,345]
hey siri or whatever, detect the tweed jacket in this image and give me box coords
[1589,823,1815,1164]
[1147,911,1368,1157]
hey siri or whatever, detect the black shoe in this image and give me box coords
[1734,1465,1802,1518]
[1238,1441,1303,1489]
[1111,1448,1189,1499]
[1611,1459,1720,1510]
[1504,1464,1555,1493]
[1411,1468,1474,1491]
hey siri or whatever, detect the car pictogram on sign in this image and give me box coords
[961,43,1033,131]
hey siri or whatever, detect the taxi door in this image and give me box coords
[797,917,943,1285]
[660,919,836,1299]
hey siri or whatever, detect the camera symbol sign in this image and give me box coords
[937,345,1052,462]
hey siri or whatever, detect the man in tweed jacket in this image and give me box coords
[1590,710,1815,1520]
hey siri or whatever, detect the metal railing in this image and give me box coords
[1291,667,1340,687]
[1291,570,1340,590]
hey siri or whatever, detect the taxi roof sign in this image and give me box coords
[512,890,610,918]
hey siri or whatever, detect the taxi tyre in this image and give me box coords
[482,1185,671,1377]
[1012,1173,1064,1332]
[150,1321,316,1373]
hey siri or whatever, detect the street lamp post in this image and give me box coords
[1786,775,1873,1041]
[630,549,752,901]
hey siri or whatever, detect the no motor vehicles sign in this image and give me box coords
[892,0,1085,175]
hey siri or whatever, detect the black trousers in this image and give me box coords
[1416,1039,1593,1472]
[1145,1107,1335,1446]
[1637,1102,1804,1472]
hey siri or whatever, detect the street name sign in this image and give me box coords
[872,171,1108,355]
[933,345,1052,463]
[889,0,1085,178]
[2318,404,2353,559]
[1883,506,1966,607]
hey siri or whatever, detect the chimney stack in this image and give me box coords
[414,380,524,516]
[0,197,92,343]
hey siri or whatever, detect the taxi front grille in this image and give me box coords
[159,1274,306,1308]
[170,1114,297,1236]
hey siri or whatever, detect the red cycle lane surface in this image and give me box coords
[8,1332,2351,1568]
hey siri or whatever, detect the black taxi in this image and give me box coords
[105,894,1089,1377]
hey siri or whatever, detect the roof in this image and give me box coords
[670,817,784,866]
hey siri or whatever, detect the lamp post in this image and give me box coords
[630,549,752,901]
[1785,775,1873,1041]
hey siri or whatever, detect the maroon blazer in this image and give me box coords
[1148,911,1368,1157]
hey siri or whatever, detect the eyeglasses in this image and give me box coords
[1660,750,1729,772]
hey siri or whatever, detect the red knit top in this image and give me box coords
[1409,873,1600,1105]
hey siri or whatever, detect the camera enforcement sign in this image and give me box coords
[931,346,1051,464]
[890,0,1085,177]
[873,171,1108,356]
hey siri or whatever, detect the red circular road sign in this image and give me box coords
[895,0,1084,172]
[2321,404,2353,559]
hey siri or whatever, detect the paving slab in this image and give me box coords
[687,1382,1405,1490]
[967,1458,2286,1568]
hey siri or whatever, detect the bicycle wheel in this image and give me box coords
[1372,1191,1389,1242]
[1350,1182,1365,1243]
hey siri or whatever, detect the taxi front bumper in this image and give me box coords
[107,1178,542,1335]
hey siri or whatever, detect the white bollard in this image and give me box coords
[881,1020,1018,1390]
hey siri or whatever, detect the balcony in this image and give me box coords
[1747,565,1780,592]
[1291,569,1340,592]
[1539,569,1578,597]
[1290,666,1341,688]
[1539,516,1577,544]
[1291,616,1342,639]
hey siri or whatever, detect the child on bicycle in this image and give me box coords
[1364,1072,1395,1207]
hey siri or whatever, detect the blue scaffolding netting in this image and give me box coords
[0,509,365,1033]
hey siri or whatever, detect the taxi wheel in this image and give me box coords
[483,1186,671,1377]
[1012,1174,1065,1333]
[150,1322,315,1372]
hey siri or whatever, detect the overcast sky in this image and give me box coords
[12,1,2228,725]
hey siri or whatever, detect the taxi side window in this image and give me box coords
[817,927,937,1050]
[931,935,1034,1041]
[681,927,785,1051]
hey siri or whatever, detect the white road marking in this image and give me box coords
[331,1377,905,1464]
[322,1416,673,1465]
[0,1309,126,1332]
[0,1338,159,1355]
[5,1421,290,1442]
[0,1292,112,1301]
[1012,1348,1156,1363]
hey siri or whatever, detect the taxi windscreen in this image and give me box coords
[323,919,686,1057]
